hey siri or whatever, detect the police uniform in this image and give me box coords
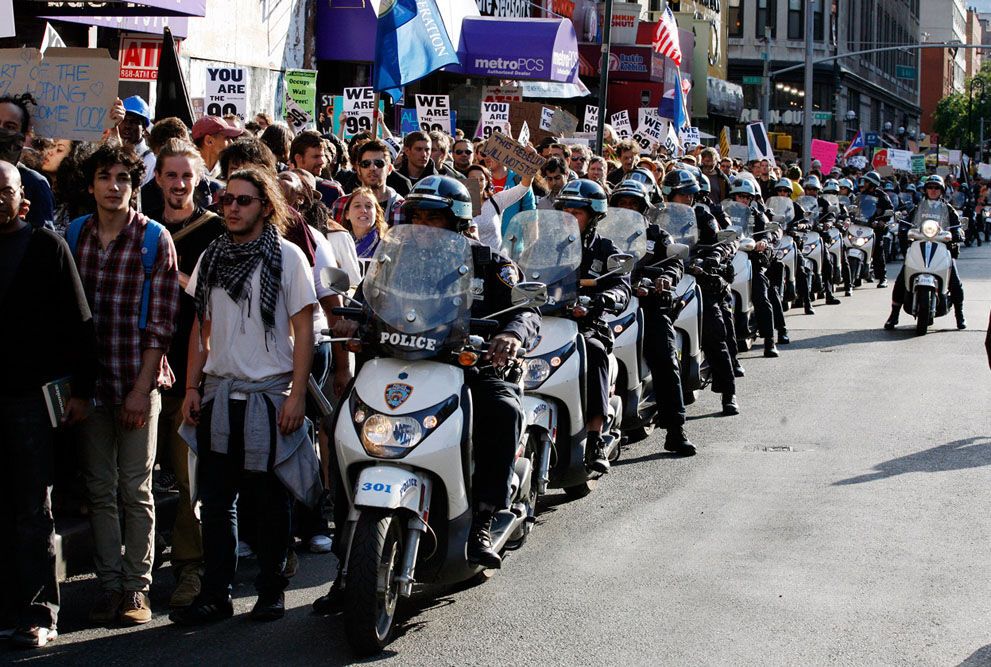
[746,205,786,343]
[889,200,964,317]
[864,187,894,281]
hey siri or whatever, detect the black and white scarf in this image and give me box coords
[194,222,282,335]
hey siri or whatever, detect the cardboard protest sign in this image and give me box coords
[342,87,376,137]
[583,104,598,133]
[547,108,577,136]
[508,102,575,145]
[0,48,40,99]
[611,110,633,139]
[284,69,317,130]
[466,177,483,218]
[479,101,511,139]
[480,131,546,178]
[205,66,247,118]
[31,48,118,142]
[809,139,838,173]
[415,94,452,133]
[876,165,895,178]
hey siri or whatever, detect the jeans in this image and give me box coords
[0,394,59,628]
[79,391,161,593]
[197,398,291,600]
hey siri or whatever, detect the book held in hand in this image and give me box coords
[42,377,72,428]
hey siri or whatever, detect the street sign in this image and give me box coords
[813,111,833,121]
[895,65,917,80]
[865,132,880,148]
[742,76,763,85]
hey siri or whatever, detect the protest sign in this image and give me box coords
[31,48,118,142]
[631,131,656,152]
[978,162,991,180]
[284,69,317,129]
[205,66,247,118]
[639,112,666,144]
[415,94,452,133]
[342,87,376,137]
[518,120,531,145]
[911,154,926,175]
[611,110,633,139]
[0,48,40,98]
[284,97,309,134]
[948,149,962,166]
[547,108,577,136]
[637,107,660,130]
[663,122,680,155]
[809,139,838,173]
[539,106,554,131]
[480,131,546,178]
[1,0,13,39]
[887,148,912,171]
[479,101,511,138]
[583,105,598,133]
[876,165,894,178]
[679,126,700,149]
[331,95,384,139]
[746,121,775,166]
[508,102,574,145]
[847,155,869,170]
[871,149,888,169]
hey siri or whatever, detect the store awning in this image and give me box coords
[578,44,665,83]
[448,17,579,83]
[33,0,204,38]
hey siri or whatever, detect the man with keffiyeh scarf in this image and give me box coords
[172,168,321,626]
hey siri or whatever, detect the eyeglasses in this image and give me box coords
[924,185,941,190]
[571,156,587,163]
[454,149,473,155]
[359,159,387,169]
[219,194,265,207]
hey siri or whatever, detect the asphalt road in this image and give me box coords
[5,245,991,666]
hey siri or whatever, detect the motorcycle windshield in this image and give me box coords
[766,196,794,223]
[912,199,950,229]
[797,195,819,219]
[899,193,914,207]
[501,210,582,308]
[855,195,878,221]
[654,202,698,247]
[365,226,473,358]
[824,194,840,207]
[950,192,966,209]
[597,208,648,262]
[721,200,753,237]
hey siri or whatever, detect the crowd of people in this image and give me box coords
[0,91,979,649]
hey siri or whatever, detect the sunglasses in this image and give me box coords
[571,156,587,162]
[454,149,473,155]
[219,194,265,207]
[359,159,387,169]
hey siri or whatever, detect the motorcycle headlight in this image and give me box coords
[921,219,940,238]
[350,394,458,459]
[853,236,868,247]
[522,358,551,388]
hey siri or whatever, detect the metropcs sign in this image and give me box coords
[471,50,576,79]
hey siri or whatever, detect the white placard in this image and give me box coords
[631,131,656,152]
[639,113,667,143]
[539,107,554,131]
[205,66,248,119]
[583,105,599,133]
[415,93,451,133]
[479,101,511,139]
[638,107,660,131]
[0,0,13,39]
[518,120,531,145]
[680,126,700,148]
[663,122,680,155]
[978,163,991,180]
[284,98,310,134]
[342,87,376,137]
[611,110,633,139]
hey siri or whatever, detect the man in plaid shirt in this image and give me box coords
[72,144,180,627]
[329,140,404,227]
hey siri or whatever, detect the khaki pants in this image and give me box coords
[158,394,203,575]
[79,391,161,593]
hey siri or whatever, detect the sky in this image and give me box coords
[972,0,991,11]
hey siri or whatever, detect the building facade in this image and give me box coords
[920,0,966,91]
[965,6,982,79]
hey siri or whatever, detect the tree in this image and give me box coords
[933,62,991,153]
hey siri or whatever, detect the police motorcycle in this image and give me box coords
[900,199,961,335]
[720,199,757,351]
[893,192,917,259]
[596,208,658,440]
[323,225,548,654]
[949,190,972,247]
[503,210,631,499]
[820,192,847,284]
[796,195,828,299]
[765,195,800,307]
[652,202,704,405]
[845,195,878,288]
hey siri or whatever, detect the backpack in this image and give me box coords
[66,215,164,330]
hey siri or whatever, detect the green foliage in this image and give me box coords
[932,63,991,151]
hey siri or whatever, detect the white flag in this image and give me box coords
[518,121,531,146]
[40,22,66,54]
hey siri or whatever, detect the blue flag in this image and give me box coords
[373,0,459,102]
[658,64,687,133]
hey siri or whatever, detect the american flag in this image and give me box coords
[652,6,682,66]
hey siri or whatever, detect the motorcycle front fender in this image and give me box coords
[352,466,427,515]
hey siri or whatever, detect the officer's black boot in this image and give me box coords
[883,304,900,330]
[586,432,610,474]
[763,337,779,358]
[722,393,739,416]
[664,426,696,456]
[311,575,344,614]
[877,277,888,288]
[825,283,841,305]
[804,299,815,315]
[955,303,967,330]
[777,329,791,344]
[466,510,502,569]
[732,359,745,377]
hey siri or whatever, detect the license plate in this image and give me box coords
[848,248,864,259]
[915,274,936,287]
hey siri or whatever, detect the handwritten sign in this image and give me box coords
[342,87,375,137]
[809,138,838,173]
[0,48,40,99]
[583,104,598,133]
[205,66,247,118]
[611,110,632,139]
[31,48,118,141]
[479,101,510,138]
[415,94,451,133]
[284,69,317,130]
[539,106,554,131]
[481,131,546,178]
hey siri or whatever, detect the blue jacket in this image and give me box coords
[19,165,55,230]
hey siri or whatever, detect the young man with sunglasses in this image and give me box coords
[451,138,474,176]
[329,140,405,227]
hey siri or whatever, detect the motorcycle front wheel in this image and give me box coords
[344,510,404,656]
[914,290,932,336]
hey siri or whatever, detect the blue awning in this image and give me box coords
[447,17,580,84]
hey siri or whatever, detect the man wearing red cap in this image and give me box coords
[191,116,245,181]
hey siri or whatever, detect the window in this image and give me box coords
[729,0,743,37]
[788,0,803,39]
[757,0,777,38]
[847,0,857,49]
[813,0,824,41]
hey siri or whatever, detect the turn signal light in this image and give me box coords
[458,350,479,366]
[572,305,588,318]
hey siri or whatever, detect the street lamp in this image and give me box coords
[968,77,986,157]
[845,109,857,139]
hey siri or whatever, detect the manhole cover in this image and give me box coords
[763,446,794,452]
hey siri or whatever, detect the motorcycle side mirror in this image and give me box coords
[717,229,739,242]
[668,242,690,260]
[738,238,757,252]
[605,253,635,276]
[320,267,351,292]
[510,281,549,308]
[961,218,970,230]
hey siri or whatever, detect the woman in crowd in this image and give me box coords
[341,186,388,259]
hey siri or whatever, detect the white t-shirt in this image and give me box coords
[186,237,318,382]
[311,227,338,343]
[325,229,361,287]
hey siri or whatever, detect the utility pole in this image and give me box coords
[801,0,814,172]
[595,0,614,154]
[760,26,771,128]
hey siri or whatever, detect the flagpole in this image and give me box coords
[595,0,614,153]
[372,92,381,140]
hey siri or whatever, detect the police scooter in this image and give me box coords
[845,194,878,288]
[766,195,799,307]
[900,200,959,335]
[720,199,757,351]
[504,210,630,499]
[324,225,546,654]
[822,193,846,286]
[796,195,827,299]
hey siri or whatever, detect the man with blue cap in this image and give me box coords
[116,96,156,186]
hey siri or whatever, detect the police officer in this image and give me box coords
[696,172,731,230]
[771,178,816,315]
[553,179,631,473]
[837,178,855,201]
[667,169,741,415]
[312,176,540,611]
[822,178,854,296]
[884,174,966,330]
[859,170,893,287]
[610,180,695,455]
[802,176,841,306]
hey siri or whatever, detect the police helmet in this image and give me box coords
[628,167,658,190]
[661,169,700,197]
[697,173,711,194]
[861,171,882,189]
[838,178,854,191]
[609,179,650,213]
[883,180,897,192]
[403,175,473,230]
[923,174,945,192]
[774,177,794,193]
[555,179,609,224]
[906,183,917,193]
[822,179,840,194]
[803,175,822,191]
[729,178,759,198]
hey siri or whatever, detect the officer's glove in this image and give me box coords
[592,293,617,312]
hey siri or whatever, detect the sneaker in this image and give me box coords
[169,567,202,609]
[308,534,333,554]
[119,591,152,625]
[169,595,234,626]
[12,626,57,649]
[250,592,285,622]
[88,589,123,625]
[237,541,255,558]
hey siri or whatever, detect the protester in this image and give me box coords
[290,130,343,207]
[466,163,535,250]
[192,116,245,181]
[341,186,388,258]
[428,130,464,179]
[536,157,568,210]
[260,123,293,170]
[0,94,56,230]
[115,96,157,186]
[329,139,404,227]
[451,138,475,176]
[480,150,536,236]
[396,131,439,185]
[607,140,639,186]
